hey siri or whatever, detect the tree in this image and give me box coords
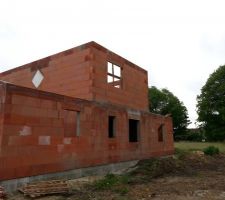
[197,65,225,141]
[148,86,190,140]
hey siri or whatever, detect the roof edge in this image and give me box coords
[87,41,147,74]
[1,41,147,76]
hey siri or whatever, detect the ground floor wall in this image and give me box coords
[0,82,174,181]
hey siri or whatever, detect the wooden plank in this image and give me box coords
[19,180,70,198]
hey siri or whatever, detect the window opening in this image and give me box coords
[32,70,44,88]
[158,124,164,142]
[107,62,122,88]
[76,111,80,136]
[108,116,116,138]
[129,119,139,142]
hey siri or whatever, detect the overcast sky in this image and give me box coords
[1,0,225,127]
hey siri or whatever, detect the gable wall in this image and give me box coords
[0,45,93,100]
[1,42,149,111]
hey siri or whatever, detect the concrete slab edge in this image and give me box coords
[0,160,139,192]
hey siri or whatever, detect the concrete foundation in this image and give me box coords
[0,160,138,192]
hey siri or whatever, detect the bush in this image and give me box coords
[186,131,205,142]
[175,148,190,159]
[174,129,205,142]
[94,174,118,190]
[204,128,225,141]
[93,173,131,191]
[203,146,220,155]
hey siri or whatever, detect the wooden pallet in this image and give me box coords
[19,180,70,198]
[0,186,6,199]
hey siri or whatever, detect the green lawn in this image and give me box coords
[175,141,225,153]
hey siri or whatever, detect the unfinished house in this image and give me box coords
[0,42,174,186]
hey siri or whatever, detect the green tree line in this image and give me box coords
[148,86,190,140]
[149,65,225,142]
[197,65,225,141]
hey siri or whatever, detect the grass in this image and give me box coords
[175,141,225,153]
[93,173,130,195]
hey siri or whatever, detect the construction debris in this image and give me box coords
[0,186,6,199]
[19,180,70,198]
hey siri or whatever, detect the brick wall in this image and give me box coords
[90,44,148,111]
[0,42,149,111]
[0,43,93,101]
[0,82,174,180]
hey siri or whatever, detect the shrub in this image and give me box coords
[175,148,190,159]
[203,146,220,155]
[94,174,118,190]
[186,131,205,142]
[93,173,130,195]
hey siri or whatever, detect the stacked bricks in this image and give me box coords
[0,42,148,111]
[0,82,174,181]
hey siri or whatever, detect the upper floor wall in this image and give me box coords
[0,42,149,111]
[0,43,93,101]
[89,43,148,111]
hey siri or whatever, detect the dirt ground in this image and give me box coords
[6,152,225,200]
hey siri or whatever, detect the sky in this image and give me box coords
[1,0,225,127]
